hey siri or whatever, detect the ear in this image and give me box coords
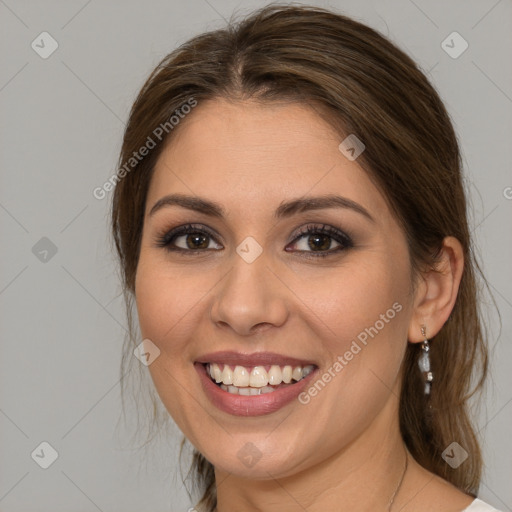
[407,236,464,343]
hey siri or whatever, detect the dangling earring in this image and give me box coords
[418,325,433,395]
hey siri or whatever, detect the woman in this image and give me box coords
[111,5,500,511]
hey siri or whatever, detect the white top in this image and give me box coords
[464,498,502,511]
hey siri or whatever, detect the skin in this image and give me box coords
[134,98,472,511]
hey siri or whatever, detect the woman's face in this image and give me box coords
[135,98,416,478]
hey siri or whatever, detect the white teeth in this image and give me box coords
[249,366,267,387]
[282,366,293,383]
[212,363,222,383]
[292,366,303,381]
[268,365,282,385]
[220,365,233,385]
[207,362,315,389]
[233,365,250,387]
[220,384,276,395]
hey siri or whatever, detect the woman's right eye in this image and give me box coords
[155,224,223,253]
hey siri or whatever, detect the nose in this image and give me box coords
[209,250,289,336]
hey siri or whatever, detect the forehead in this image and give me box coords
[147,98,389,221]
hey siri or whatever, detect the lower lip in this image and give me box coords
[195,362,318,417]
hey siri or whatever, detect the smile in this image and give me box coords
[206,363,315,395]
[195,360,318,416]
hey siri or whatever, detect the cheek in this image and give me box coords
[134,253,205,350]
[290,255,410,350]
[134,254,207,432]
[289,253,411,417]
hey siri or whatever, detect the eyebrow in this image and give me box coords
[148,193,375,223]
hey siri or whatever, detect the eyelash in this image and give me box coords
[154,223,354,259]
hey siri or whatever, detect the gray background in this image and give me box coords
[1,0,511,511]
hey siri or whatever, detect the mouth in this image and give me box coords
[194,351,319,416]
[203,362,316,395]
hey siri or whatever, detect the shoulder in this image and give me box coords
[463,498,503,511]
[395,459,495,512]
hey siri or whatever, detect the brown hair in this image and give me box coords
[110,4,490,510]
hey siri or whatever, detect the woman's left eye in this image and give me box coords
[155,223,353,258]
[286,223,353,257]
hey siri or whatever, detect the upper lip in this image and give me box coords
[195,351,317,368]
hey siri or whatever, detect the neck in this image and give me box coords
[215,395,409,512]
